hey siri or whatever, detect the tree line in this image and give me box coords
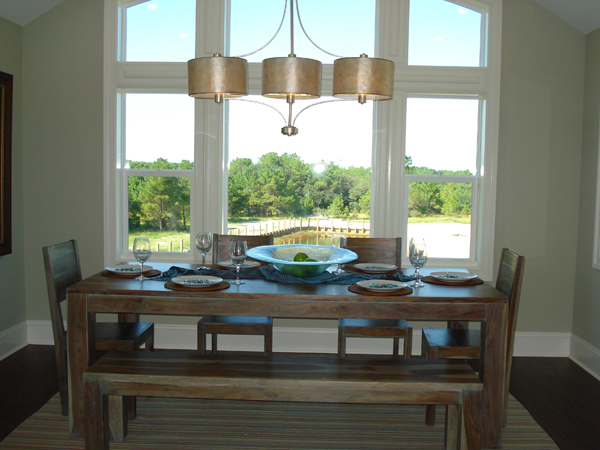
[127,155,473,232]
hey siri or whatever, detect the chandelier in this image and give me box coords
[187,0,394,136]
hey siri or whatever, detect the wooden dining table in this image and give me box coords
[67,263,508,449]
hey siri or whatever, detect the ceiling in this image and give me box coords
[0,0,599,34]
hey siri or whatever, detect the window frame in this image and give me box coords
[104,0,502,279]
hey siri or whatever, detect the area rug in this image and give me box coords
[0,394,558,449]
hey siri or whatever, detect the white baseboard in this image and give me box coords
[20,320,574,357]
[569,334,600,381]
[0,321,592,378]
[0,322,28,361]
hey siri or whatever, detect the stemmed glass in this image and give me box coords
[229,240,248,285]
[196,232,213,270]
[409,237,427,287]
[132,237,151,281]
[331,233,347,274]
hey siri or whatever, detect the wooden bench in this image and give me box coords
[83,351,483,450]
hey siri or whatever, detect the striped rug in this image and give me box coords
[0,394,558,449]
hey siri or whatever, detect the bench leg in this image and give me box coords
[445,404,460,450]
[109,395,128,442]
[461,390,482,450]
[84,378,109,450]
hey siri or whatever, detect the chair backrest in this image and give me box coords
[42,239,82,371]
[495,248,525,346]
[212,234,274,264]
[344,237,402,267]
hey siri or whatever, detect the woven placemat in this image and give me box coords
[101,269,161,279]
[164,281,231,292]
[421,276,484,286]
[348,284,413,296]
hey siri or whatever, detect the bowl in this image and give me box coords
[247,244,358,278]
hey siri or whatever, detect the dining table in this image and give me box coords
[66,263,508,449]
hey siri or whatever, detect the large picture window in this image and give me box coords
[104,0,501,278]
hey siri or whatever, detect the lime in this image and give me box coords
[293,252,309,262]
[304,258,317,262]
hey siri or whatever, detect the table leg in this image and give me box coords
[68,293,94,437]
[481,302,508,449]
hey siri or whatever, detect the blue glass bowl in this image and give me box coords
[247,244,358,278]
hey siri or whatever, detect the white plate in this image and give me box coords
[430,271,477,282]
[171,275,223,286]
[353,263,398,274]
[356,279,407,292]
[106,265,153,274]
[217,260,261,269]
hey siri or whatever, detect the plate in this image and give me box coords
[106,265,153,274]
[356,280,407,292]
[217,260,261,269]
[353,263,398,274]
[430,271,477,282]
[171,275,223,286]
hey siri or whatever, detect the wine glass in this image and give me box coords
[132,237,151,281]
[331,233,347,274]
[196,232,213,270]
[229,240,248,285]
[409,237,427,287]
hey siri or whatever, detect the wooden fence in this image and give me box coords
[229,217,370,237]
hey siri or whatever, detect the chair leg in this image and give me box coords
[337,326,346,357]
[211,333,218,354]
[265,326,273,356]
[145,334,154,351]
[422,335,436,426]
[392,337,400,358]
[197,322,207,354]
[404,329,413,358]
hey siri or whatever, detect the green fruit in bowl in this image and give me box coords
[293,252,309,262]
[305,258,317,262]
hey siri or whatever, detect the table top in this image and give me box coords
[68,264,507,321]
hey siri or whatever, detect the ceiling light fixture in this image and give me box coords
[187,0,394,136]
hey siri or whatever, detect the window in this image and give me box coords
[104,0,501,278]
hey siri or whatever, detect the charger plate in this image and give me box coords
[101,269,161,279]
[164,281,230,292]
[421,276,483,286]
[348,284,413,296]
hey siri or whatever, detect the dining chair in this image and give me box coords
[43,239,155,417]
[337,237,413,358]
[197,234,274,355]
[421,247,525,426]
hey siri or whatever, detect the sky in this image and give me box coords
[124,0,482,173]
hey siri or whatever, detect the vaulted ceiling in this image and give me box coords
[0,0,599,34]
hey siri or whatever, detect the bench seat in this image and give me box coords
[84,351,482,450]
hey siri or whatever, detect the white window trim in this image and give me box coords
[103,0,502,280]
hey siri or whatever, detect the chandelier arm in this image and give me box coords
[231,98,288,125]
[236,0,288,58]
[295,0,345,59]
[291,98,352,126]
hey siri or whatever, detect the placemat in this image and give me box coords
[421,276,484,286]
[164,281,231,292]
[101,269,161,279]
[348,284,413,296]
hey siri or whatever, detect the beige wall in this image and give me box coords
[573,27,600,348]
[496,0,584,333]
[0,16,25,334]
[22,0,104,320]
[6,0,596,343]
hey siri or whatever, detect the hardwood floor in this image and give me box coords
[1,345,599,449]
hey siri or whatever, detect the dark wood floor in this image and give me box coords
[1,345,599,449]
